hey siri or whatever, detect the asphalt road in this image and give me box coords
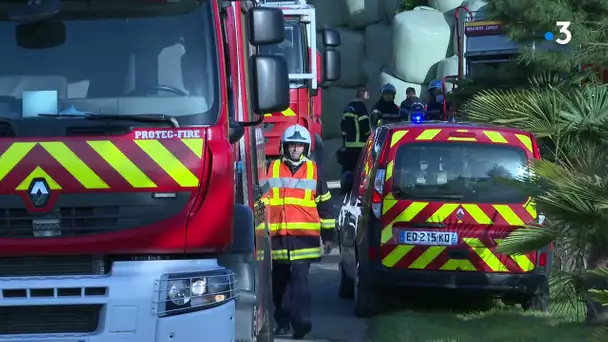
[275,188,368,342]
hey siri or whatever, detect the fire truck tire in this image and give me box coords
[339,262,355,299]
[354,262,378,317]
[521,278,550,312]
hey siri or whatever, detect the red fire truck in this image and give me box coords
[258,0,341,163]
[0,0,288,341]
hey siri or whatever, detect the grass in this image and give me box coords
[368,291,595,342]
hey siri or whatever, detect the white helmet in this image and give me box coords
[281,124,311,156]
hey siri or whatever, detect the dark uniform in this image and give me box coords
[340,100,370,174]
[372,98,401,126]
[426,98,450,120]
[264,155,335,338]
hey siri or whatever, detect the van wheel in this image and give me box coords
[522,278,549,312]
[354,263,377,317]
[339,262,354,299]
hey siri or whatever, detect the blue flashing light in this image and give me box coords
[411,112,424,124]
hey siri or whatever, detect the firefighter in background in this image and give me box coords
[426,79,451,120]
[338,87,371,174]
[263,124,335,339]
[371,83,400,126]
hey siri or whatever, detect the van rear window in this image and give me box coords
[392,142,529,203]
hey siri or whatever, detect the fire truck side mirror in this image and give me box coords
[322,28,341,47]
[321,50,341,85]
[249,55,290,117]
[247,7,285,46]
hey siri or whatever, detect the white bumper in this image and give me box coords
[0,259,236,342]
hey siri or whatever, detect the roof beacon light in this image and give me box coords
[411,112,424,124]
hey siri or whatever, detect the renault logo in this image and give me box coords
[28,178,51,207]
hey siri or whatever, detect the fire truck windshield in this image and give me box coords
[259,20,305,88]
[0,0,219,125]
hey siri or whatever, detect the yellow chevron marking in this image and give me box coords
[440,259,476,271]
[386,160,394,181]
[524,198,537,218]
[495,239,535,272]
[493,205,524,225]
[88,141,156,188]
[462,204,493,224]
[463,237,508,272]
[0,142,37,181]
[390,130,408,147]
[416,129,441,140]
[264,108,297,117]
[382,245,414,267]
[382,193,398,215]
[483,130,508,143]
[16,166,62,190]
[381,201,429,244]
[40,142,109,189]
[181,139,204,158]
[135,140,199,187]
[409,246,446,269]
[515,134,533,152]
[427,203,458,222]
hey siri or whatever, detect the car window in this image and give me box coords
[392,142,529,203]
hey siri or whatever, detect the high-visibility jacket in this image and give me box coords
[341,100,370,149]
[262,157,335,262]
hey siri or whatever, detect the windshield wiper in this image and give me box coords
[38,113,179,128]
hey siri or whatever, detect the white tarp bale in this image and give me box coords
[436,55,460,90]
[392,6,452,84]
[309,0,347,29]
[362,59,382,83]
[379,0,400,23]
[321,86,357,139]
[344,0,382,29]
[429,0,464,13]
[333,28,367,87]
[320,137,343,181]
[364,23,392,66]
[378,68,424,105]
[463,0,487,17]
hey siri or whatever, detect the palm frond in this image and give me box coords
[496,226,557,255]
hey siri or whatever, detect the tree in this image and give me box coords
[464,81,608,337]
[484,0,608,74]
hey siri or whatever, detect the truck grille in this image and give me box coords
[0,207,119,238]
[0,255,109,276]
[0,305,101,335]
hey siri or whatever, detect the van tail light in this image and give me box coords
[531,134,541,159]
[371,169,385,219]
[538,251,548,267]
[377,131,391,169]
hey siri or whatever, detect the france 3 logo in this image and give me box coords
[544,21,572,45]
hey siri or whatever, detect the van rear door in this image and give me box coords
[378,127,539,274]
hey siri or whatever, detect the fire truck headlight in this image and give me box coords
[157,269,236,316]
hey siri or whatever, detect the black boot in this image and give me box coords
[292,321,312,340]
[274,324,291,336]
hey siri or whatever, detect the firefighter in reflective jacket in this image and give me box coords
[262,124,335,339]
[339,87,370,174]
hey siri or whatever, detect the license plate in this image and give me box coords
[399,230,458,246]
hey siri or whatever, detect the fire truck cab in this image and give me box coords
[0,0,288,341]
[258,0,341,163]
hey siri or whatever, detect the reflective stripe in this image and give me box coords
[269,222,320,232]
[16,166,62,190]
[266,197,317,207]
[463,237,509,272]
[0,142,36,181]
[271,247,322,261]
[342,112,368,147]
[266,178,317,190]
[320,218,335,229]
[315,191,331,203]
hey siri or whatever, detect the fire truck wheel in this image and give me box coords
[256,313,274,342]
[354,263,378,317]
[339,262,355,299]
[521,278,550,312]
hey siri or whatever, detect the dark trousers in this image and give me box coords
[341,147,363,175]
[272,260,311,328]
